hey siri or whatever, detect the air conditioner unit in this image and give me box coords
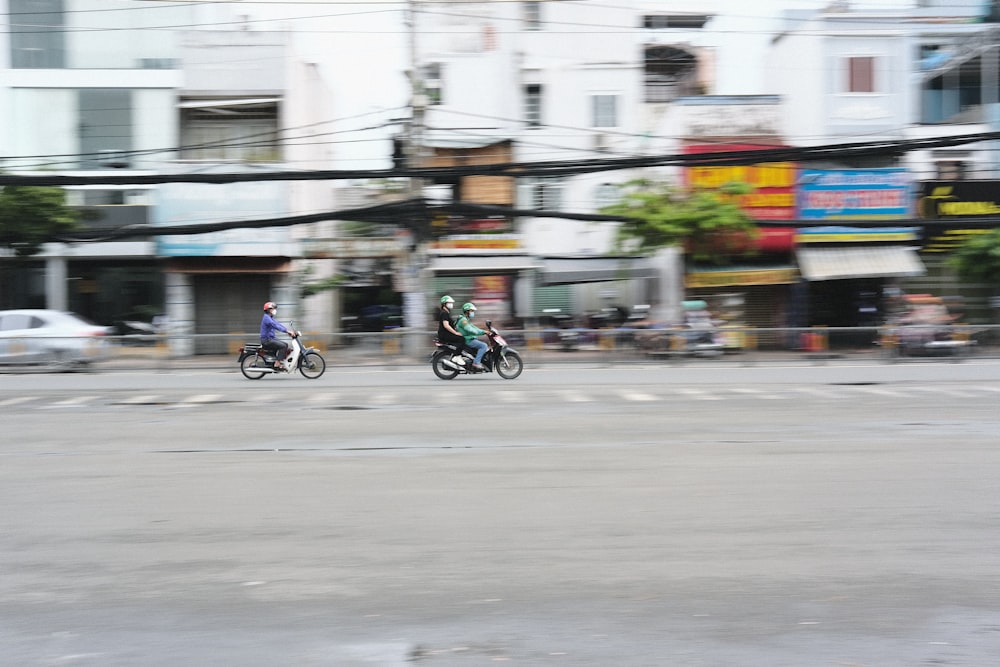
[593,133,609,152]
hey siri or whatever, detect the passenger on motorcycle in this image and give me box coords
[260,301,297,369]
[437,295,465,349]
[455,302,488,371]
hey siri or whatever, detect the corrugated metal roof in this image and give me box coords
[796,246,926,281]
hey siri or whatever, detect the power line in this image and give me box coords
[5,131,999,187]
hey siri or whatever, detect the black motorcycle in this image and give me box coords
[431,321,523,380]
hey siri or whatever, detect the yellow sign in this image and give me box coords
[686,267,798,288]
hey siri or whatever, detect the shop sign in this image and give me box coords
[798,169,912,220]
[918,181,1000,218]
[686,267,798,288]
[917,182,1000,253]
[921,227,992,253]
[683,144,797,221]
[430,214,511,237]
[301,237,403,259]
[796,226,919,243]
[154,181,291,257]
[430,235,523,251]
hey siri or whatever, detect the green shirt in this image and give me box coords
[455,314,486,342]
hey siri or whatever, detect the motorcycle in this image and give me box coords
[239,329,327,380]
[431,321,524,380]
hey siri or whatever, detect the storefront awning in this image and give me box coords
[429,254,538,273]
[539,256,656,286]
[796,246,925,281]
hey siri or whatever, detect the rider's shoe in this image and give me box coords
[472,362,485,372]
[452,355,466,366]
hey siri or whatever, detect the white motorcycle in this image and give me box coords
[238,328,326,380]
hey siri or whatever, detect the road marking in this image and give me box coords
[618,390,656,401]
[180,394,223,405]
[797,387,840,400]
[0,396,35,407]
[559,390,591,402]
[433,390,461,405]
[52,396,96,407]
[676,388,721,401]
[369,393,398,406]
[117,395,160,405]
[856,386,902,397]
[730,387,782,399]
[497,390,525,403]
[307,392,339,405]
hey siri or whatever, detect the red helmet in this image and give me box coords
[263,301,276,311]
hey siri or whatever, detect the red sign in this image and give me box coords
[683,143,797,221]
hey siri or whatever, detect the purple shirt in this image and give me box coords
[260,313,290,341]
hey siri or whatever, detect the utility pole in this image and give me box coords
[401,0,429,357]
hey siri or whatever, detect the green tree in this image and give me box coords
[949,228,1000,287]
[0,185,80,258]
[600,178,759,264]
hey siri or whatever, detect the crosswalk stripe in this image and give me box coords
[0,396,35,407]
[730,387,782,399]
[676,388,721,400]
[370,393,398,405]
[618,390,656,401]
[181,394,222,404]
[52,396,95,407]
[856,387,902,397]
[497,390,525,403]
[307,392,339,405]
[117,395,160,405]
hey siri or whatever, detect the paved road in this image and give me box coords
[3,363,1000,665]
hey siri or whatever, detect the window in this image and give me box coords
[524,84,543,127]
[79,90,133,169]
[523,2,541,30]
[935,161,966,180]
[180,100,281,162]
[591,94,619,128]
[846,56,876,93]
[520,176,564,210]
[644,45,698,102]
[642,14,710,29]
[10,0,65,68]
[422,63,443,105]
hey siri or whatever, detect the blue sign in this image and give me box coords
[797,169,912,220]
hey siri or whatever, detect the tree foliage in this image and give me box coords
[949,228,1000,286]
[0,185,79,257]
[600,178,759,264]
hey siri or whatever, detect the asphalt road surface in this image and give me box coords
[3,361,1000,665]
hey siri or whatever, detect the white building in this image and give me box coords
[0,1,336,353]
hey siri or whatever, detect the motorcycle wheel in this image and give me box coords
[299,352,327,379]
[495,350,524,380]
[431,352,459,380]
[240,354,267,380]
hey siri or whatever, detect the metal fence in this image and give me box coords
[4,324,1000,371]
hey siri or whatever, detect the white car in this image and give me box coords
[0,309,112,368]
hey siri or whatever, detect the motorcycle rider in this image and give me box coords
[260,301,297,369]
[455,302,489,371]
[437,295,466,363]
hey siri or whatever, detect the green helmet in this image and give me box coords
[462,302,476,313]
[440,295,455,306]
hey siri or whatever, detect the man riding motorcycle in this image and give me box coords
[455,302,489,371]
[260,301,298,369]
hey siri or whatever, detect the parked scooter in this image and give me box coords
[431,321,524,380]
[239,327,326,379]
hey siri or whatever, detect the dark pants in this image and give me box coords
[262,338,289,362]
